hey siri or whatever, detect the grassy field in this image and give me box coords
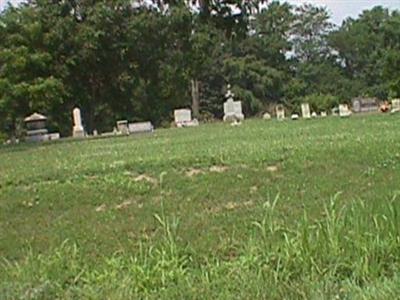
[1,115,400,299]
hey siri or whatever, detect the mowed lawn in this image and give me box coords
[1,115,400,299]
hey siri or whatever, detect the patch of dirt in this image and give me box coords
[185,168,205,177]
[134,174,157,184]
[266,165,279,172]
[95,204,107,212]
[209,165,229,173]
[250,186,258,194]
[208,200,255,214]
[115,200,133,210]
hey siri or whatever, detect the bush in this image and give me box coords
[298,93,340,112]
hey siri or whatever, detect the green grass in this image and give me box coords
[1,115,400,299]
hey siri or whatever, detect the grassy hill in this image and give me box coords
[1,115,400,299]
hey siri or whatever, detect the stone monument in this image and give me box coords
[223,85,244,122]
[72,107,85,138]
[301,103,311,119]
[24,113,60,142]
[116,120,129,135]
[174,109,199,127]
[276,105,285,121]
[352,97,378,113]
[128,121,154,134]
[339,104,352,118]
[391,99,400,113]
[24,113,49,142]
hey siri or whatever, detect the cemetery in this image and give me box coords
[1,1,400,298]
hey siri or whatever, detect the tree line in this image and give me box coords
[0,0,399,138]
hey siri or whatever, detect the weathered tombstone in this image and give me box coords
[263,112,271,120]
[320,111,327,118]
[48,133,60,141]
[24,113,49,142]
[223,85,244,122]
[174,109,199,127]
[352,97,378,113]
[301,103,311,119]
[276,105,285,121]
[93,129,98,136]
[291,114,299,120]
[72,107,85,138]
[339,104,352,117]
[311,112,318,118]
[391,99,400,113]
[128,121,154,134]
[116,120,129,135]
[174,109,191,125]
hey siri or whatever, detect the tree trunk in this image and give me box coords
[191,79,200,118]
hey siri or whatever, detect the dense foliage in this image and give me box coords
[0,1,399,136]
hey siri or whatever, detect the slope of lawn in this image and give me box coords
[1,114,400,299]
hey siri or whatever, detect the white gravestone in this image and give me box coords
[291,114,299,120]
[276,105,285,121]
[320,111,327,118]
[117,120,129,135]
[174,109,198,127]
[339,104,352,118]
[391,99,400,113]
[301,103,311,119]
[72,108,85,137]
[128,122,154,134]
[223,85,244,122]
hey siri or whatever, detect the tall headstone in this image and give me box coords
[276,105,285,121]
[301,103,311,119]
[223,85,244,122]
[72,107,85,138]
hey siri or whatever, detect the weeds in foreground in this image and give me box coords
[1,194,400,299]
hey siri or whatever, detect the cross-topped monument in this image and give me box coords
[223,84,244,122]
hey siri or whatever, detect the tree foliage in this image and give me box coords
[0,1,399,137]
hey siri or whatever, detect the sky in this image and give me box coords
[1,0,400,24]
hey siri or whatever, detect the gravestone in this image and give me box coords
[391,99,400,113]
[276,105,285,121]
[263,112,271,120]
[320,111,327,118]
[352,97,378,113]
[301,103,311,119]
[24,113,49,142]
[223,85,244,122]
[24,113,60,142]
[339,104,352,117]
[174,109,199,127]
[116,120,129,135]
[311,112,317,118]
[128,122,154,134]
[291,114,299,120]
[72,107,85,138]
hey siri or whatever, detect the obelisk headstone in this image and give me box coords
[72,107,85,138]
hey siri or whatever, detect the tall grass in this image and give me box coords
[2,194,400,299]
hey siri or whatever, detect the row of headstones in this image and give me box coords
[272,103,351,121]
[23,108,155,142]
[72,108,154,138]
[24,95,400,142]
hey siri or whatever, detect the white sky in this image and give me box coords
[1,0,400,24]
